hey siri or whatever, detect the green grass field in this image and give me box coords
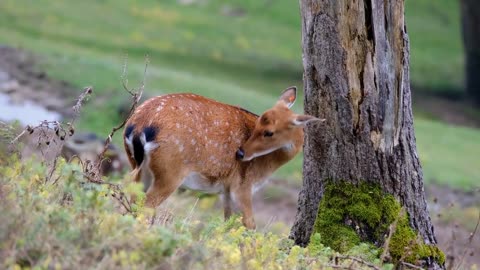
[0,0,477,189]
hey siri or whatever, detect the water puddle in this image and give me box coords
[0,93,62,126]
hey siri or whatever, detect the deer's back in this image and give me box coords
[126,93,257,178]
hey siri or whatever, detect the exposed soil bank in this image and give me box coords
[0,46,76,125]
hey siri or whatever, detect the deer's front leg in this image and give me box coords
[233,183,255,229]
[223,186,233,220]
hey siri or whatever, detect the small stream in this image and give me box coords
[0,93,62,126]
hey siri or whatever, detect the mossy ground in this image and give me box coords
[310,181,445,266]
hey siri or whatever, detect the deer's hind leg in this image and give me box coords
[144,161,185,209]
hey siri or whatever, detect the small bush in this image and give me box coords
[0,157,390,269]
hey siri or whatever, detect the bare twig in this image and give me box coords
[81,55,149,214]
[400,261,425,270]
[454,209,480,270]
[9,86,91,146]
[7,56,148,215]
[334,255,381,270]
[93,55,148,174]
[324,264,352,269]
[180,198,199,231]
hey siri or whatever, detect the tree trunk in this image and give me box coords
[461,0,480,106]
[290,0,443,268]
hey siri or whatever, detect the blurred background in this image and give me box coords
[0,0,478,265]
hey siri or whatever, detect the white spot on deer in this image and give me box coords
[191,139,196,145]
[176,123,181,129]
[188,128,193,132]
[149,120,153,126]
[171,106,175,110]
[156,106,163,112]
[179,144,184,152]
[174,139,180,145]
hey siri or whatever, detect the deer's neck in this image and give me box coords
[245,128,304,181]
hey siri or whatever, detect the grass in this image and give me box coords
[0,0,477,189]
[406,0,464,93]
[415,118,480,189]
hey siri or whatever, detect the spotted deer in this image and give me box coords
[123,86,323,229]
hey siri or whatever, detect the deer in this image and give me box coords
[123,86,323,229]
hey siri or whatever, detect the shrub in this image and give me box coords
[0,156,391,269]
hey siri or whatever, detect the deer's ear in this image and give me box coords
[291,114,325,126]
[278,86,297,108]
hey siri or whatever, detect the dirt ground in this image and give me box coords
[0,46,77,117]
[1,46,479,268]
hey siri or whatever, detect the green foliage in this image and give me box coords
[311,181,445,265]
[0,158,187,269]
[1,157,395,269]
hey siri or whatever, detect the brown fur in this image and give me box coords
[123,88,320,229]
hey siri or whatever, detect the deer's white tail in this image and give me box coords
[124,125,158,191]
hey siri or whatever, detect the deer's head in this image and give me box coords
[236,86,324,161]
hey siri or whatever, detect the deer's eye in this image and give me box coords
[263,130,274,137]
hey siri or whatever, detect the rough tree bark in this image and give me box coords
[290,0,442,268]
[461,0,480,106]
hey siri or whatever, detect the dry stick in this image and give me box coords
[335,255,381,270]
[401,261,425,270]
[94,55,148,172]
[9,86,91,146]
[325,264,352,269]
[9,87,92,183]
[83,55,149,214]
[180,198,199,231]
[454,209,480,270]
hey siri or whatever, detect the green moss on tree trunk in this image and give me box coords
[310,181,445,265]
